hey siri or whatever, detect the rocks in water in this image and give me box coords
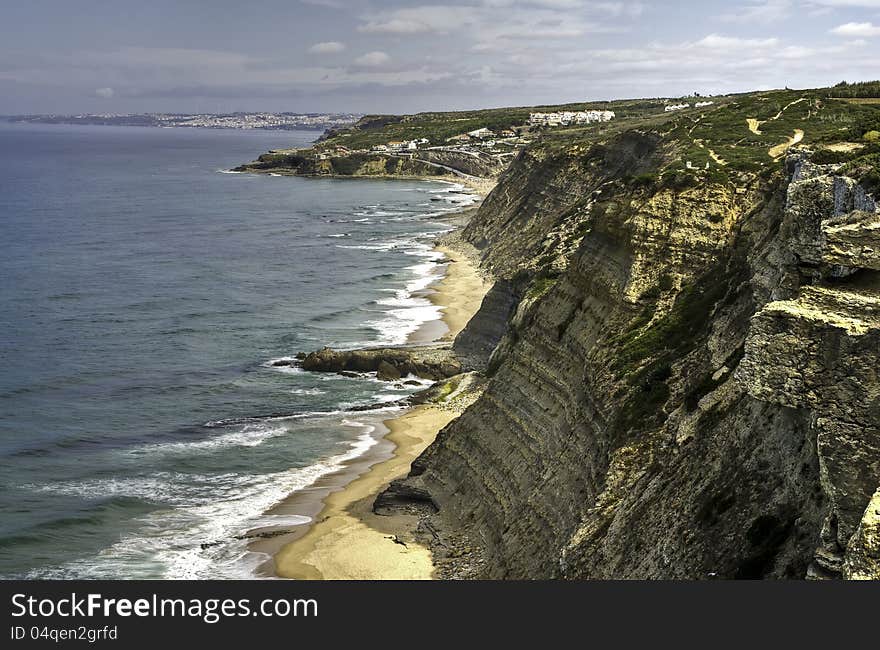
[299,346,461,381]
[376,360,402,381]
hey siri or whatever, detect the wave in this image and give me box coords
[290,387,326,396]
[24,423,384,579]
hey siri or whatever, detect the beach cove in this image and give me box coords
[249,179,494,580]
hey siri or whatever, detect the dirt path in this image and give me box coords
[769,129,804,158]
[708,149,727,166]
[746,97,808,137]
[746,97,809,158]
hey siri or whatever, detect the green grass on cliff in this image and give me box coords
[319,98,667,150]
[536,86,880,184]
[252,83,879,192]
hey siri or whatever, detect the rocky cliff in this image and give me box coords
[390,121,880,579]
[233,148,505,179]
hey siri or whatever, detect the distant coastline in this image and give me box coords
[0,112,361,131]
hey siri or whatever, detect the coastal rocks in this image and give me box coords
[843,487,880,580]
[737,153,880,576]
[416,149,507,178]
[409,372,488,411]
[376,361,402,381]
[374,476,437,515]
[783,151,880,274]
[822,210,880,271]
[738,286,880,551]
[232,150,489,180]
[299,346,461,381]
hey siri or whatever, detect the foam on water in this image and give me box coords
[26,422,384,579]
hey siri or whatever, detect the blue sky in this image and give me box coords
[1,0,879,114]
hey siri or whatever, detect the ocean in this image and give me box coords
[0,122,475,578]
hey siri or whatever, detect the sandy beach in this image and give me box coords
[272,406,459,579]
[252,188,491,580]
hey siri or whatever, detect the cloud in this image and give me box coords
[309,41,346,54]
[94,87,114,98]
[358,6,477,34]
[298,0,348,7]
[358,18,434,34]
[831,21,880,35]
[694,34,780,49]
[809,1,880,6]
[722,0,880,23]
[353,51,391,66]
[720,1,792,23]
[482,0,644,13]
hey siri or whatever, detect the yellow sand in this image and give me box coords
[273,406,457,579]
[273,242,490,580]
[433,244,490,341]
[746,118,763,135]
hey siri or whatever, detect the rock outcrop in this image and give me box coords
[298,346,461,381]
[736,153,880,578]
[234,148,504,180]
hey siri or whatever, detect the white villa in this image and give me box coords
[467,127,495,139]
[665,103,691,112]
[695,101,715,108]
[529,110,615,127]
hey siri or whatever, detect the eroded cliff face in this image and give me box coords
[234,149,504,179]
[400,136,880,579]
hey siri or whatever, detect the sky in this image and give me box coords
[1,0,879,115]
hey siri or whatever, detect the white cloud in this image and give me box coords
[722,1,880,23]
[831,21,880,35]
[359,18,434,34]
[809,1,880,6]
[720,1,792,23]
[94,87,114,98]
[353,51,391,66]
[693,34,780,49]
[358,6,477,34]
[299,0,347,7]
[309,41,346,54]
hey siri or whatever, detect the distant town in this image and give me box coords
[296,97,730,177]
[0,112,362,131]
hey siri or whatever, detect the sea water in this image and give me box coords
[0,122,476,578]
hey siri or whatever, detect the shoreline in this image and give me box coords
[247,178,491,579]
[244,166,498,199]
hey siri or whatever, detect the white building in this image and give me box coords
[695,101,715,108]
[528,110,615,127]
[468,128,495,139]
[665,103,691,112]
